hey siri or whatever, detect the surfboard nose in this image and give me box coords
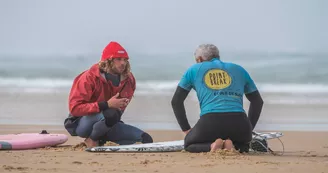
[85,148,92,152]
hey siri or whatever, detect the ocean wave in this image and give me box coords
[1,77,328,105]
[138,82,328,94]
[0,77,73,88]
[136,80,179,91]
[240,57,309,68]
[265,97,328,105]
[257,83,328,94]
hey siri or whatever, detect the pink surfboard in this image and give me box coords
[0,130,68,150]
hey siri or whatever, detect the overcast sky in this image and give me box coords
[0,0,327,56]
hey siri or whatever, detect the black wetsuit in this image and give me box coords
[171,58,264,153]
[172,86,263,153]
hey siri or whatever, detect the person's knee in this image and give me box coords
[89,120,110,141]
[75,126,90,138]
[103,108,121,127]
[184,143,211,153]
[74,113,103,138]
[141,132,153,143]
[183,132,193,149]
[184,144,193,152]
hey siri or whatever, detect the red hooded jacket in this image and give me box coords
[68,64,136,117]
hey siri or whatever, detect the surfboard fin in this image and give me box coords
[40,130,49,134]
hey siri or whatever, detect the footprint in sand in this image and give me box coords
[72,161,83,165]
[3,165,29,171]
[89,161,100,166]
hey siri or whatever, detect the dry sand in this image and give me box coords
[0,125,328,173]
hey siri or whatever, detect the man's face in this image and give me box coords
[112,58,128,74]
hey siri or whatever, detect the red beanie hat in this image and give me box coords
[101,41,129,61]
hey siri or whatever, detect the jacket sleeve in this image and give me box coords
[69,72,100,117]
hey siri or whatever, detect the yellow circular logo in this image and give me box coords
[204,69,232,90]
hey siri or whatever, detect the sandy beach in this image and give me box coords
[1,80,328,173]
[1,92,328,172]
[0,125,328,173]
[1,0,327,172]
[1,92,328,131]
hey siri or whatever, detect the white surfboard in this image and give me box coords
[86,131,283,152]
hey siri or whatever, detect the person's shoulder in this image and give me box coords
[185,63,202,72]
[126,72,136,90]
[222,61,240,67]
[126,72,136,86]
[223,61,248,72]
[127,71,136,81]
[73,64,99,81]
[85,64,100,77]
[127,71,135,77]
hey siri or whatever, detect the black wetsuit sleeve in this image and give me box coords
[171,86,191,131]
[98,101,109,111]
[245,90,264,130]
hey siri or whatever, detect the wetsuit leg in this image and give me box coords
[184,112,252,153]
[102,108,122,127]
[184,115,220,152]
[89,120,110,141]
[224,113,253,153]
[103,122,153,145]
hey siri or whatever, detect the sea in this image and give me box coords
[1,51,328,104]
[1,51,328,131]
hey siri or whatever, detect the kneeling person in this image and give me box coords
[64,41,153,147]
[171,44,264,153]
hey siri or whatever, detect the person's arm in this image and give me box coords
[103,108,122,127]
[171,67,195,133]
[171,86,191,132]
[245,91,263,129]
[243,67,264,130]
[69,73,102,116]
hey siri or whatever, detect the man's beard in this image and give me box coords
[112,66,125,75]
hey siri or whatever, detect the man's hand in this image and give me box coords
[107,93,129,109]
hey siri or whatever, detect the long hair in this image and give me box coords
[98,59,131,76]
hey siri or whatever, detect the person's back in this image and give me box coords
[188,59,257,116]
[171,44,263,153]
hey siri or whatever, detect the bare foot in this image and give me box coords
[223,139,234,150]
[84,138,98,148]
[210,138,224,152]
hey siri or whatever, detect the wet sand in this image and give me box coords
[1,92,328,131]
[0,125,328,173]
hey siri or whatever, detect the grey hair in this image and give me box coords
[194,44,220,60]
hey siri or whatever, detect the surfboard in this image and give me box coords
[86,131,283,152]
[0,130,68,150]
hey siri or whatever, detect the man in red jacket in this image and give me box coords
[64,41,153,147]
